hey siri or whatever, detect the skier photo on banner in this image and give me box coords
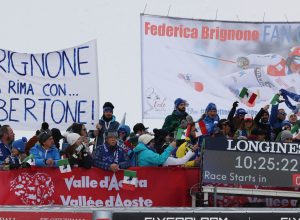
[222,46,300,105]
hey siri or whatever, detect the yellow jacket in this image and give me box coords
[176,141,196,167]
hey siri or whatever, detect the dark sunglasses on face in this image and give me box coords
[279,112,286,116]
[221,120,230,126]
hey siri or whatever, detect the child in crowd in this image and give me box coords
[5,137,29,169]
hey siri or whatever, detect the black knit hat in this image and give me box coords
[51,128,63,143]
[38,130,52,145]
[41,122,49,132]
[103,102,114,112]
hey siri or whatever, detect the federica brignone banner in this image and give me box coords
[141,14,300,119]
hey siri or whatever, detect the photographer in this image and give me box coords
[64,133,92,169]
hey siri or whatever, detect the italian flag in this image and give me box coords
[58,159,71,173]
[122,170,137,191]
[239,87,257,105]
[22,154,35,165]
[195,120,208,137]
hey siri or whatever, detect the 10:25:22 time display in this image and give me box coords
[235,155,298,172]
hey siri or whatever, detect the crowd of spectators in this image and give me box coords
[0,95,299,172]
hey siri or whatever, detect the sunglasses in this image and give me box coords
[279,112,287,115]
[221,120,230,126]
[244,120,253,123]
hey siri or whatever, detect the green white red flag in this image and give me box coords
[122,170,137,191]
[239,87,257,105]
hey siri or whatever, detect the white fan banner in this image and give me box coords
[141,14,300,119]
[0,40,99,130]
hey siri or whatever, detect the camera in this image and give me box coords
[72,143,89,159]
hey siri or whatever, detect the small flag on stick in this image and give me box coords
[22,154,35,165]
[195,120,208,137]
[239,87,257,105]
[175,128,186,140]
[270,94,281,105]
[122,170,137,191]
[58,159,71,173]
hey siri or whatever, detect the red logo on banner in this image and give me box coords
[10,172,55,205]
[292,174,300,186]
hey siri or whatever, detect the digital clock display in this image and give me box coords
[235,155,298,172]
[202,137,300,187]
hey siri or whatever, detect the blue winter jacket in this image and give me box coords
[133,143,173,167]
[203,115,219,135]
[270,104,284,130]
[92,115,120,147]
[0,142,11,164]
[92,143,130,170]
[29,144,60,167]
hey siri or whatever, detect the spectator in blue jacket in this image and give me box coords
[6,137,28,169]
[0,125,15,164]
[89,102,120,147]
[92,131,130,172]
[270,102,287,140]
[29,130,60,167]
[202,103,220,135]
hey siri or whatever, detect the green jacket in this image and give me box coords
[162,110,188,134]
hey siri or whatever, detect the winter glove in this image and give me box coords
[237,57,250,69]
[232,101,239,108]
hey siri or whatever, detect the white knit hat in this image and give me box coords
[244,114,253,120]
[66,133,81,146]
[138,134,154,145]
